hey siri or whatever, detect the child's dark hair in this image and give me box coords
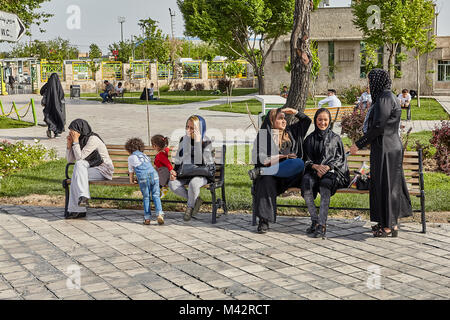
[151,134,169,150]
[125,138,145,154]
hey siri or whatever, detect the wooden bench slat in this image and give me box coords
[347,157,419,164]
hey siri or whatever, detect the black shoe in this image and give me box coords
[314,225,327,239]
[78,196,89,207]
[306,221,318,234]
[65,212,86,219]
[54,133,60,138]
[257,219,269,234]
[46,129,52,138]
[248,167,261,180]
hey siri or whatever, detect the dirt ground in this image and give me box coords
[1,194,449,224]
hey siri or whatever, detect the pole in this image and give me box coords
[31,98,37,126]
[12,101,21,121]
[120,22,124,43]
[145,77,150,146]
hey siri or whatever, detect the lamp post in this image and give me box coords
[118,16,126,43]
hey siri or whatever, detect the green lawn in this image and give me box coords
[200,98,351,115]
[85,96,215,105]
[66,88,258,98]
[1,156,449,213]
[0,117,34,129]
[403,98,449,121]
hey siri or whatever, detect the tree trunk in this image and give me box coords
[417,55,421,109]
[387,43,398,80]
[285,0,313,116]
[257,71,264,95]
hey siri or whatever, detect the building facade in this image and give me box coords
[264,7,450,96]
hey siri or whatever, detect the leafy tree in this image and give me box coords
[309,40,321,107]
[404,0,436,108]
[136,18,170,63]
[180,40,220,61]
[178,0,296,94]
[108,40,134,63]
[0,0,53,36]
[9,37,78,60]
[223,60,246,105]
[88,44,102,81]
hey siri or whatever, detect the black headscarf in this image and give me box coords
[40,73,66,134]
[368,68,392,104]
[308,108,332,163]
[68,119,104,167]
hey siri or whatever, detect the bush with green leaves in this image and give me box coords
[159,84,170,92]
[430,120,450,175]
[0,140,57,179]
[339,85,365,105]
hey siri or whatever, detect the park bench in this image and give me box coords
[303,106,354,123]
[62,144,228,224]
[110,88,126,103]
[251,149,427,233]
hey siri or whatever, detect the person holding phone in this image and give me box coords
[249,107,311,233]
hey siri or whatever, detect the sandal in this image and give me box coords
[374,227,398,238]
[143,219,150,225]
[371,223,381,232]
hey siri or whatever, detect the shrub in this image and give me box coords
[217,79,231,93]
[430,120,450,175]
[339,85,365,105]
[159,84,169,92]
[183,82,193,91]
[194,83,205,92]
[0,140,57,178]
[341,107,367,143]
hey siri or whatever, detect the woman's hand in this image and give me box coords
[70,130,80,143]
[313,164,330,178]
[66,134,73,149]
[350,144,359,155]
[287,153,297,159]
[170,169,177,181]
[282,108,298,115]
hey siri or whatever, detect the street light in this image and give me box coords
[118,16,126,43]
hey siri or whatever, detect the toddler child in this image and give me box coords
[151,134,173,198]
[126,137,164,225]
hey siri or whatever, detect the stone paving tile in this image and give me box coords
[0,205,449,300]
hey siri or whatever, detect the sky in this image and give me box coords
[0,0,449,53]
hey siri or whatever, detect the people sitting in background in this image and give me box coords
[280,86,289,98]
[115,82,124,95]
[140,83,156,101]
[318,89,342,108]
[356,87,372,110]
[398,89,412,120]
[100,80,114,103]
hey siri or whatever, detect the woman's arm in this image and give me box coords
[287,111,312,143]
[72,136,101,161]
[354,95,393,150]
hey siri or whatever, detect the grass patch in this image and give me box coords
[1,155,449,213]
[200,98,352,115]
[67,88,258,99]
[0,117,34,129]
[85,96,215,105]
[403,98,449,121]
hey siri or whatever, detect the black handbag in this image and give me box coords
[355,172,370,190]
[85,150,104,168]
[177,163,215,179]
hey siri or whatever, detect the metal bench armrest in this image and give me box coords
[65,162,75,179]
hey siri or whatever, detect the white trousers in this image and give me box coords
[68,160,107,213]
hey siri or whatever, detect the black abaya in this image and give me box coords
[356,90,412,228]
[40,73,66,134]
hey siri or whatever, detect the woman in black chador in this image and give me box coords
[250,107,311,233]
[302,108,350,239]
[40,73,66,138]
[351,68,412,237]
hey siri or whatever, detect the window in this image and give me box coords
[328,41,335,79]
[338,49,354,62]
[438,60,450,82]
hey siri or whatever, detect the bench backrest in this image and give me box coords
[303,106,354,122]
[346,149,422,193]
[105,144,226,182]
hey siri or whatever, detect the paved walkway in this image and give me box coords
[0,205,448,300]
[0,94,445,158]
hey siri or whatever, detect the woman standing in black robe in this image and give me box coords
[40,73,66,138]
[250,107,311,233]
[350,69,412,237]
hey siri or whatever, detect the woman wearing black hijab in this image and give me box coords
[302,108,350,239]
[65,119,114,219]
[250,107,311,233]
[40,73,66,138]
[350,69,412,237]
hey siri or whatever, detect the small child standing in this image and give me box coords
[151,135,173,198]
[125,138,164,225]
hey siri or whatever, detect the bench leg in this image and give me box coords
[420,191,426,234]
[221,185,228,214]
[211,189,217,224]
[63,180,70,217]
[251,182,257,226]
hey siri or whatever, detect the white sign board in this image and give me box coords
[0,10,25,42]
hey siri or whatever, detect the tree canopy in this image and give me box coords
[9,37,79,61]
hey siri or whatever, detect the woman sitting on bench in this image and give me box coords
[169,115,215,222]
[249,107,311,234]
[65,119,114,219]
[302,108,350,239]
